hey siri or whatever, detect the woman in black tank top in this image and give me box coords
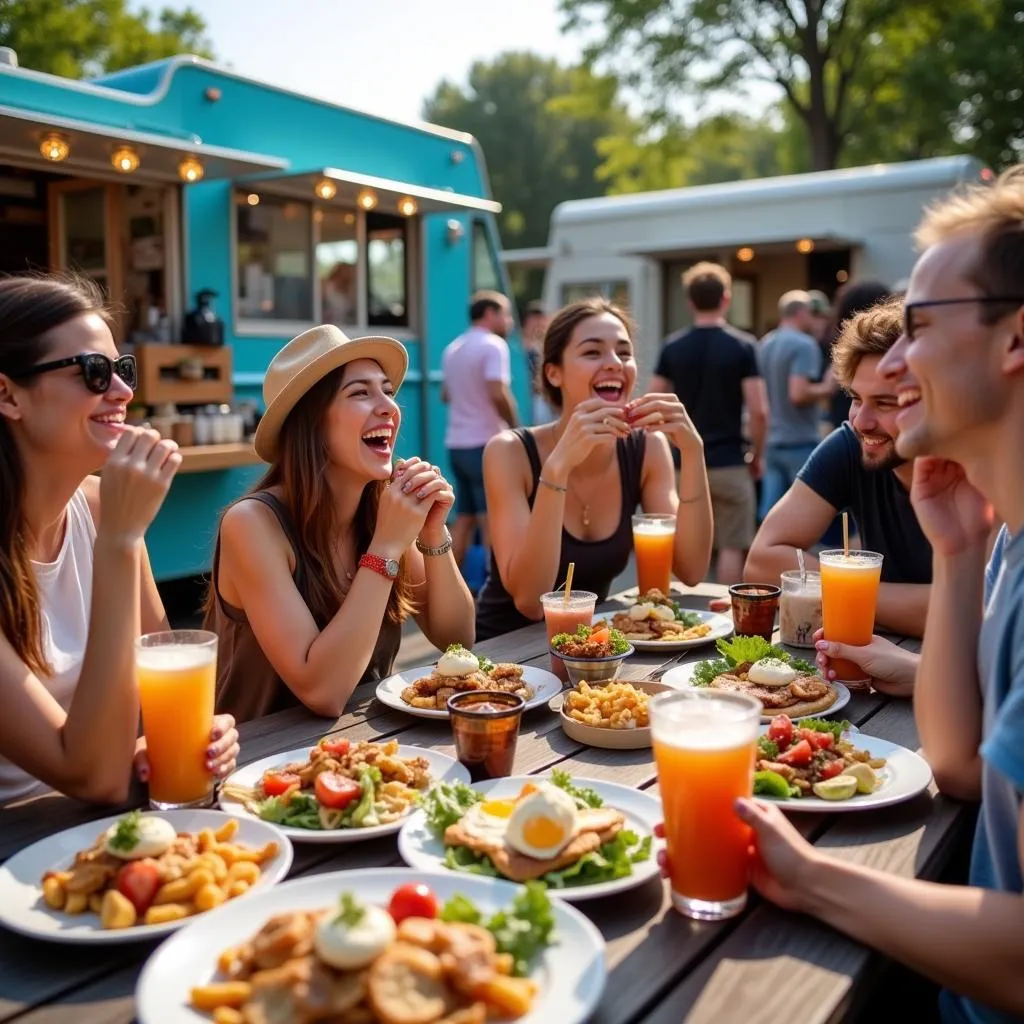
[476,299,713,640]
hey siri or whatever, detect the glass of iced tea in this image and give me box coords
[779,570,822,649]
[819,550,884,688]
[448,691,525,782]
[540,590,598,681]
[135,630,217,810]
[632,513,675,595]
[650,688,761,920]
[728,583,781,642]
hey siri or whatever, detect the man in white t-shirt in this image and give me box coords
[442,290,518,569]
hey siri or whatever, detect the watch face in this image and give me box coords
[385,558,400,578]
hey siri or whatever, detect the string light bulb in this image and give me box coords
[315,177,337,200]
[796,238,814,254]
[397,196,418,217]
[246,193,260,206]
[178,156,204,182]
[39,133,70,162]
[737,247,755,263]
[357,188,378,211]
[111,146,140,173]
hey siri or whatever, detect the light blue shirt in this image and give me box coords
[757,327,823,447]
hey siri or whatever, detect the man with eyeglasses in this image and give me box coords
[728,166,1024,1024]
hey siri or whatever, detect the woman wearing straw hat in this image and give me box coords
[205,325,475,721]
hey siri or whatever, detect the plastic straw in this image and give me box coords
[842,512,850,558]
[796,548,807,584]
[563,562,575,606]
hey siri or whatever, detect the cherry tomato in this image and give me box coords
[320,737,351,758]
[314,771,362,810]
[817,758,846,780]
[388,883,439,924]
[261,771,301,797]
[777,739,813,768]
[800,728,834,750]
[115,861,161,915]
[767,715,795,747]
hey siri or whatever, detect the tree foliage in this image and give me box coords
[0,0,213,79]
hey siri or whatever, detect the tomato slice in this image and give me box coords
[817,758,846,780]
[262,771,301,797]
[388,883,439,924]
[800,728,834,750]
[116,861,161,915]
[314,771,362,810]
[767,715,795,747]
[590,628,610,645]
[776,739,813,767]
[320,737,351,757]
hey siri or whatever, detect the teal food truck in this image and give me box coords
[0,50,521,583]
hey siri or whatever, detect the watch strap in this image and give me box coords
[416,527,453,556]
[357,553,399,579]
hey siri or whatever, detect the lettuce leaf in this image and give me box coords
[423,781,483,839]
[550,769,604,809]
[258,792,323,830]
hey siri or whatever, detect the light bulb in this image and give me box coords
[39,133,69,162]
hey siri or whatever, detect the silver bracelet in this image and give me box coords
[539,477,567,494]
[416,527,453,556]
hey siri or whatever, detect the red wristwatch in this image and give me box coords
[358,553,400,580]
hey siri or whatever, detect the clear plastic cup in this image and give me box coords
[779,570,822,649]
[540,590,597,681]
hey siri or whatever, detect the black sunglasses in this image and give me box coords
[17,353,137,394]
[904,297,1024,338]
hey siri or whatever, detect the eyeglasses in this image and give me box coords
[904,297,1024,338]
[16,353,137,394]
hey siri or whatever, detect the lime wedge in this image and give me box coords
[812,775,858,801]
[845,762,878,794]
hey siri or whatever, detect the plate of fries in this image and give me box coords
[557,679,675,750]
[0,809,292,944]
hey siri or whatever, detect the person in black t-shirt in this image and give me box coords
[745,298,932,637]
[650,262,768,585]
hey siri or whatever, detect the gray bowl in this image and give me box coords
[550,644,635,686]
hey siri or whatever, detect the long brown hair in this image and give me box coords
[541,297,635,409]
[207,364,417,628]
[0,273,111,676]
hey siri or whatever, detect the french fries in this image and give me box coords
[39,822,277,931]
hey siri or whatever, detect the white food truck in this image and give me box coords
[504,155,986,375]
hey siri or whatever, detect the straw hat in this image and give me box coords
[253,325,408,461]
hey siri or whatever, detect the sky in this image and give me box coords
[182,0,588,126]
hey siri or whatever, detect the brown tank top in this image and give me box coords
[205,492,402,723]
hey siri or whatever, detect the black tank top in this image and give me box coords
[475,428,646,641]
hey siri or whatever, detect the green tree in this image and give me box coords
[0,0,213,79]
[422,52,635,250]
[559,0,951,171]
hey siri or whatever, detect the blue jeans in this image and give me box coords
[759,443,818,521]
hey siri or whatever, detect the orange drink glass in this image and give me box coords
[818,550,884,689]
[650,688,761,920]
[135,630,217,810]
[632,513,675,595]
[540,590,597,681]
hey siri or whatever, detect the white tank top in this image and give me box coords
[0,488,96,805]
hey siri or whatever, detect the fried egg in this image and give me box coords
[458,798,519,844]
[505,782,578,860]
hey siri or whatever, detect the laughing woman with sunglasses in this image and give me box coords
[0,274,239,807]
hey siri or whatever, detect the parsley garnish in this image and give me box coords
[333,892,366,928]
[108,811,141,852]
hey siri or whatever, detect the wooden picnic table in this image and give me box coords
[0,583,973,1024]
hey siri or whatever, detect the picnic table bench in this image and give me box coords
[0,583,972,1024]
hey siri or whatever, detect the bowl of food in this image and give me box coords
[559,678,675,749]
[550,624,634,686]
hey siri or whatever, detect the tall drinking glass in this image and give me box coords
[632,513,675,595]
[540,590,597,681]
[135,630,217,810]
[818,550,884,689]
[650,688,761,920]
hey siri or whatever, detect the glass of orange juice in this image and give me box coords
[632,513,675,595]
[540,590,598,681]
[818,550,884,689]
[135,630,217,810]
[650,688,761,920]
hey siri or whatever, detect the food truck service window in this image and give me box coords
[235,194,413,334]
[562,280,631,310]
[472,220,502,292]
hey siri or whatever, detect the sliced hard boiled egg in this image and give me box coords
[104,814,176,861]
[505,782,578,860]
[628,603,655,621]
[315,900,396,970]
[746,658,798,688]
[650,605,676,622]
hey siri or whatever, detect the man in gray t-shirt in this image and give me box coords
[757,290,836,518]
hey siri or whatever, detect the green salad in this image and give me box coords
[423,769,652,890]
[692,635,818,687]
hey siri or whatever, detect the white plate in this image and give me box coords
[397,775,663,902]
[218,745,470,843]
[594,609,734,651]
[376,664,563,720]
[660,660,852,722]
[136,867,607,1024]
[754,731,933,812]
[0,809,293,945]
